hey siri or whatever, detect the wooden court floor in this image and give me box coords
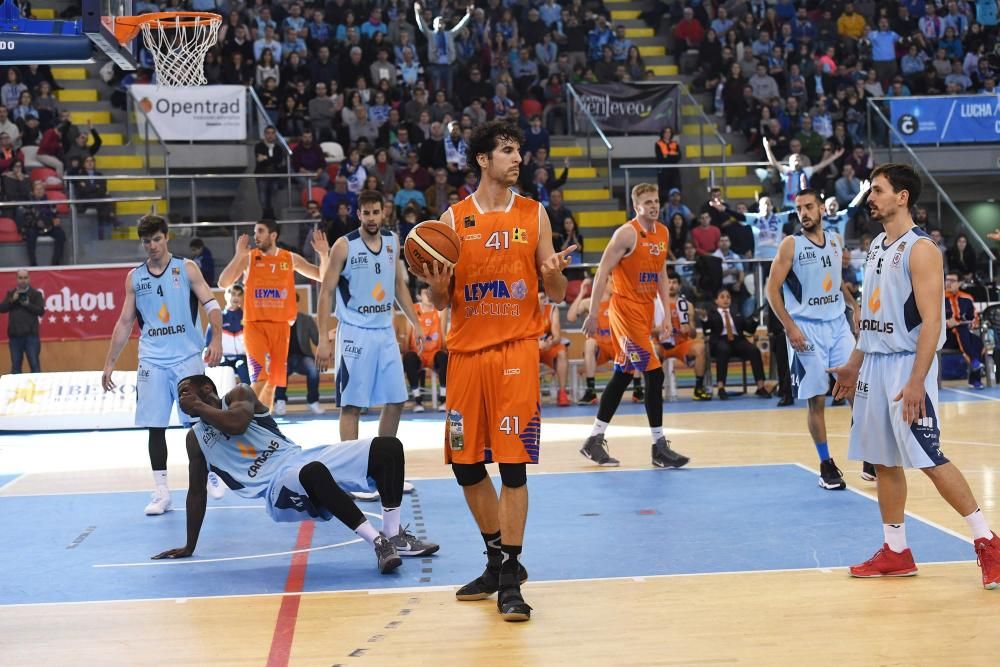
[2,395,999,666]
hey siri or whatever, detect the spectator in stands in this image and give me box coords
[424,168,455,218]
[36,121,65,177]
[713,234,746,294]
[749,63,780,103]
[370,148,396,194]
[702,288,770,400]
[326,201,359,245]
[189,238,215,286]
[71,155,116,239]
[0,268,44,373]
[661,187,694,225]
[835,164,862,208]
[559,216,584,264]
[418,122,447,171]
[0,132,22,173]
[414,2,472,97]
[866,17,904,85]
[1,69,26,111]
[655,127,681,197]
[666,213,689,260]
[347,104,380,145]
[291,128,328,190]
[944,271,985,389]
[673,7,705,63]
[397,150,431,190]
[274,299,324,416]
[20,180,65,266]
[546,188,574,233]
[394,175,426,212]
[946,233,978,280]
[306,82,337,143]
[63,121,101,173]
[321,175,357,221]
[0,106,19,146]
[692,211,722,255]
[254,125,285,218]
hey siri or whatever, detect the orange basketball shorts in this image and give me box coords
[592,337,615,366]
[539,341,565,368]
[243,320,291,387]
[660,338,699,366]
[610,295,660,374]
[444,339,541,465]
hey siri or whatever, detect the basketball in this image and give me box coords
[404,221,461,275]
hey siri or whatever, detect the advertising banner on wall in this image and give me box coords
[130,84,247,141]
[888,95,1000,144]
[0,367,237,431]
[0,264,134,343]
[572,83,679,134]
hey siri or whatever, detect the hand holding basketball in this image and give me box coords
[404,221,461,278]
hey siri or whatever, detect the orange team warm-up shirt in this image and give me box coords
[446,194,544,352]
[594,297,613,346]
[410,308,443,354]
[243,248,298,323]
[611,218,669,306]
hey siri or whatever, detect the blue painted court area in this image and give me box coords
[1,465,974,606]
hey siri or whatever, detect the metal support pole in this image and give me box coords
[69,181,79,265]
[607,151,612,197]
[190,179,198,224]
[624,170,631,218]
[755,261,765,310]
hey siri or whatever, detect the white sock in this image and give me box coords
[883,523,907,553]
[382,506,401,538]
[152,470,168,489]
[355,521,380,545]
[440,386,446,396]
[412,388,421,398]
[651,426,664,442]
[590,419,609,437]
[964,508,993,541]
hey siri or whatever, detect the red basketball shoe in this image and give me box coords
[849,544,918,578]
[974,532,1000,590]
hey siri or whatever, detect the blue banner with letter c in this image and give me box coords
[888,95,1000,144]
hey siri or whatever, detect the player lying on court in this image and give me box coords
[152,375,438,573]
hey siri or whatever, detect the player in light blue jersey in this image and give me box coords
[829,164,1000,588]
[733,195,794,261]
[767,189,860,491]
[102,215,225,516]
[151,375,438,571]
[316,190,422,443]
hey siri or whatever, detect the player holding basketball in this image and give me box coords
[152,376,438,570]
[766,188,859,491]
[420,120,575,622]
[653,274,711,401]
[101,215,224,515]
[316,190,422,443]
[402,286,448,413]
[829,164,999,587]
[579,183,690,469]
[217,220,328,410]
[538,292,571,406]
[567,278,644,404]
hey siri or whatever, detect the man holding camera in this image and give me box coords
[0,269,45,373]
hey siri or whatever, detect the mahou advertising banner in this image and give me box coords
[572,83,679,134]
[0,264,134,343]
[130,84,247,141]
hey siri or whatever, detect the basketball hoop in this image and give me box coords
[107,12,221,86]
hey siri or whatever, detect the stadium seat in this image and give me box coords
[0,217,21,243]
[301,186,326,207]
[321,141,345,163]
[564,279,584,304]
[45,190,70,215]
[325,163,340,181]
[20,145,43,169]
[31,168,63,191]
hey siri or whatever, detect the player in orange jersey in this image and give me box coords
[580,183,690,469]
[421,120,575,622]
[217,219,328,410]
[538,291,571,406]
[566,277,643,404]
[403,286,449,412]
[653,273,711,401]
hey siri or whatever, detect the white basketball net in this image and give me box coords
[138,15,221,87]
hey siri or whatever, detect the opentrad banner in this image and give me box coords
[0,367,236,430]
[572,83,679,134]
[130,84,247,141]
[888,94,1000,144]
[0,264,135,343]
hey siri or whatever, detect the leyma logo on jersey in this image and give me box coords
[462,278,528,319]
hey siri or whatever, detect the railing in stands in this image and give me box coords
[124,90,170,198]
[678,84,731,191]
[619,161,770,218]
[246,86,295,213]
[565,83,614,195]
[865,98,995,281]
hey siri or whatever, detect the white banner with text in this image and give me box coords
[130,84,247,141]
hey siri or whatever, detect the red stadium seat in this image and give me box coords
[300,186,326,207]
[564,279,584,304]
[0,217,21,242]
[521,98,543,118]
[30,167,62,191]
[45,190,70,215]
[326,162,339,181]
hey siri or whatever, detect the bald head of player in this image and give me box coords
[793,188,823,232]
[357,190,385,238]
[867,163,921,223]
[253,219,280,253]
[631,183,659,225]
[467,120,524,188]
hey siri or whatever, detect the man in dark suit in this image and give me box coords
[702,287,770,400]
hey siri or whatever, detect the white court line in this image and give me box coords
[0,473,23,492]
[1,559,977,609]
[942,387,1000,403]
[790,462,974,544]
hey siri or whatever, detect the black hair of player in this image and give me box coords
[137,214,168,239]
[257,218,280,237]
[870,163,922,207]
[467,120,525,179]
[358,189,384,210]
[178,374,219,397]
[794,188,822,205]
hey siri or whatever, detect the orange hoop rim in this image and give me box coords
[106,12,222,46]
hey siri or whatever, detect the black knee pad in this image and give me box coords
[645,367,664,393]
[371,436,403,460]
[452,462,488,487]
[298,460,333,489]
[498,463,527,489]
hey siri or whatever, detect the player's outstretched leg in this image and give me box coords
[298,460,401,574]
[807,396,845,490]
[368,437,439,556]
[580,371,631,466]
